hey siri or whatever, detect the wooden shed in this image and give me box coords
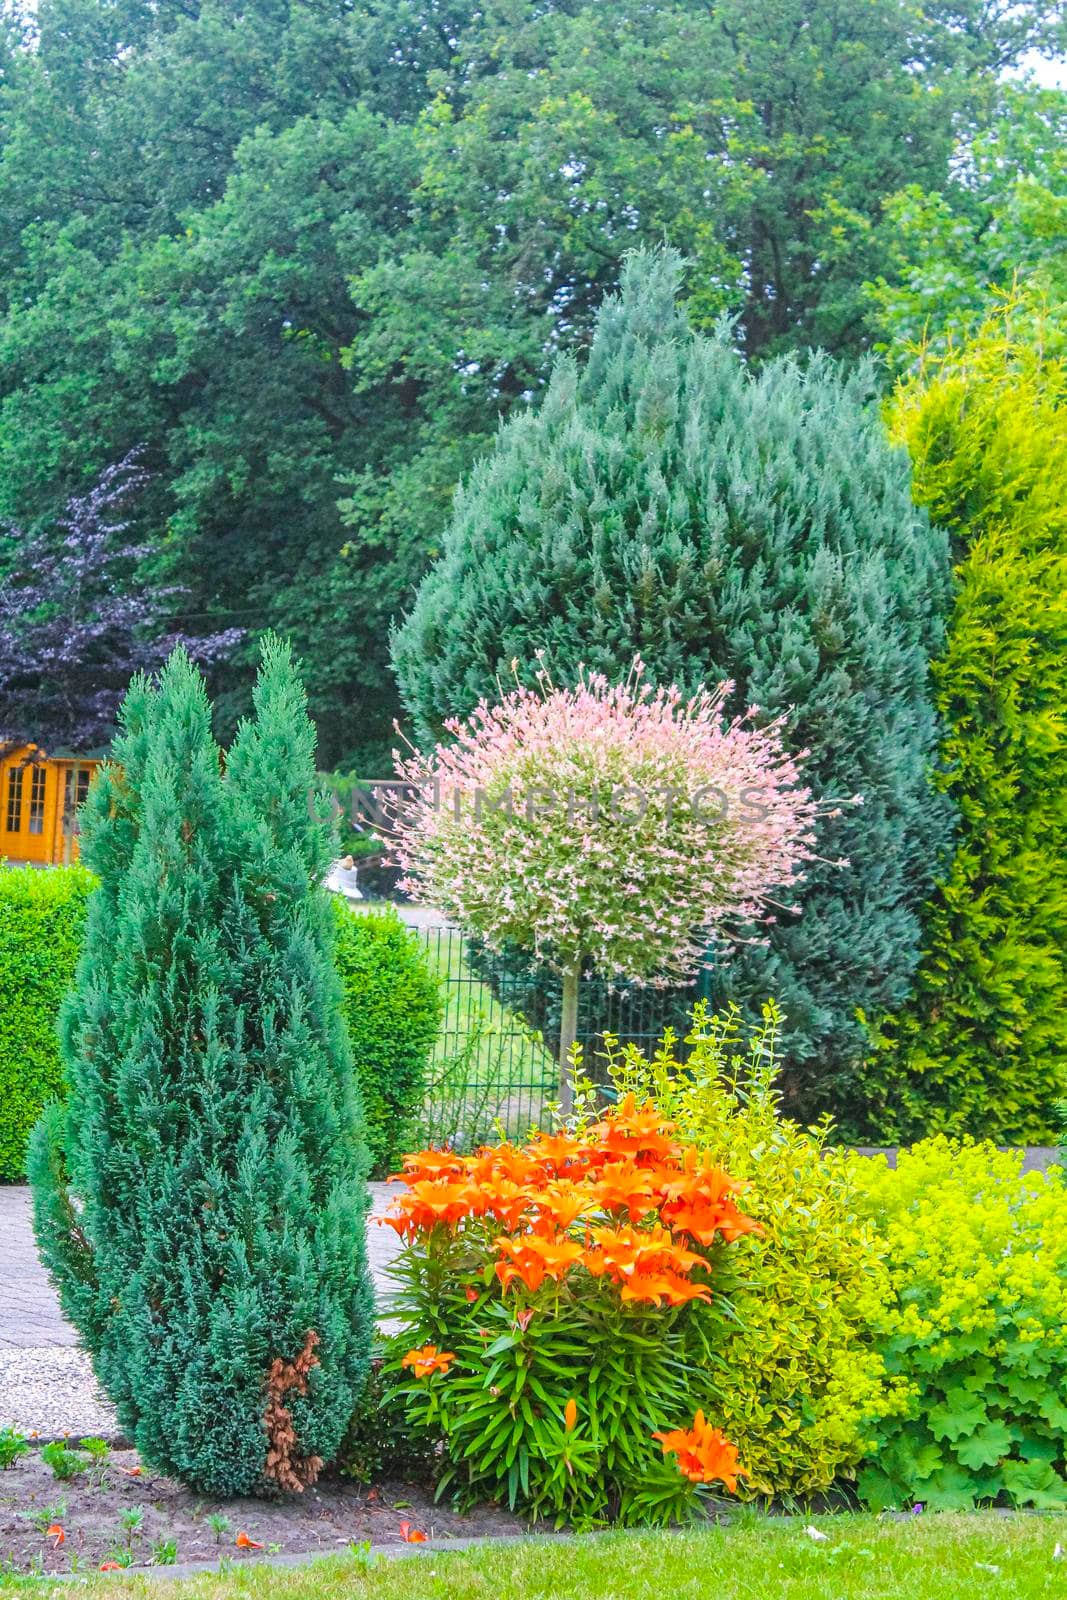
[0,745,103,865]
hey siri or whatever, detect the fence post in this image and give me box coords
[558,967,580,1117]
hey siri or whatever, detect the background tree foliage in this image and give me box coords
[869,85,1067,363]
[1,0,1062,763]
[0,452,237,751]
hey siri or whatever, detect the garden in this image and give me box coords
[1,3,1066,1593]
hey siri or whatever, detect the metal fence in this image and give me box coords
[407,921,711,1149]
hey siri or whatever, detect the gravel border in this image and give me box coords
[0,1345,118,1440]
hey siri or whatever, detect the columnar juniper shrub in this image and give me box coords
[593,1004,894,1498]
[0,864,93,1181]
[856,1138,1067,1511]
[332,903,442,1178]
[380,1097,756,1527]
[29,641,374,1496]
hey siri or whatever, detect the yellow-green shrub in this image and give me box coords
[855,1137,1067,1510]
[595,1003,894,1497]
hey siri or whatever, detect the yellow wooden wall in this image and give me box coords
[0,747,100,865]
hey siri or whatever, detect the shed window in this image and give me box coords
[5,767,23,833]
[28,766,46,834]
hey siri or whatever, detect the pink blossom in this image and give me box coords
[385,662,838,984]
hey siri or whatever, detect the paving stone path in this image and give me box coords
[0,1182,402,1439]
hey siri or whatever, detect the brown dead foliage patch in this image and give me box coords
[263,1329,324,1492]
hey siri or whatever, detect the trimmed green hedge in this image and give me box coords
[1,874,439,1185]
[333,902,442,1177]
[0,865,94,1181]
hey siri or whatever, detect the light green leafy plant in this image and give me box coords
[79,1436,110,1487]
[594,1002,897,1498]
[118,1506,144,1549]
[205,1513,231,1546]
[0,1427,29,1470]
[40,1442,87,1482]
[18,1499,66,1533]
[855,1137,1067,1510]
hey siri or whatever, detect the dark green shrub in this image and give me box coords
[333,904,441,1177]
[338,1358,437,1485]
[0,864,93,1181]
[29,641,374,1496]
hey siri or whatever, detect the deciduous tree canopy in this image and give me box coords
[1,0,1060,761]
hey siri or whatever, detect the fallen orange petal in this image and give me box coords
[235,1531,264,1549]
[99,1562,122,1571]
[45,1524,64,1547]
[398,1522,428,1543]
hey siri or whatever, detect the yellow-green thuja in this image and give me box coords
[866,293,1067,1139]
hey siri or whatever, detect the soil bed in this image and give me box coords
[0,1447,529,1575]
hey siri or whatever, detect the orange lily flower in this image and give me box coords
[395,1148,465,1182]
[495,1231,583,1292]
[591,1095,679,1162]
[533,1180,593,1233]
[401,1344,456,1378]
[620,1270,712,1306]
[590,1162,659,1220]
[381,1178,486,1237]
[584,1222,707,1281]
[480,1176,534,1231]
[653,1411,744,1491]
[526,1132,596,1174]
[468,1143,544,1189]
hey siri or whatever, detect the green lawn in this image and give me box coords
[5,1516,1065,1599]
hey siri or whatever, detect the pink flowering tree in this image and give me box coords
[388,662,831,1112]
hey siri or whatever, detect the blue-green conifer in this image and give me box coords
[30,640,373,1495]
[393,250,953,1127]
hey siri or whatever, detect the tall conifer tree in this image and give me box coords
[30,639,373,1495]
[393,250,953,1127]
[867,295,1067,1140]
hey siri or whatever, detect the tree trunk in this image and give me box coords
[558,966,580,1118]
